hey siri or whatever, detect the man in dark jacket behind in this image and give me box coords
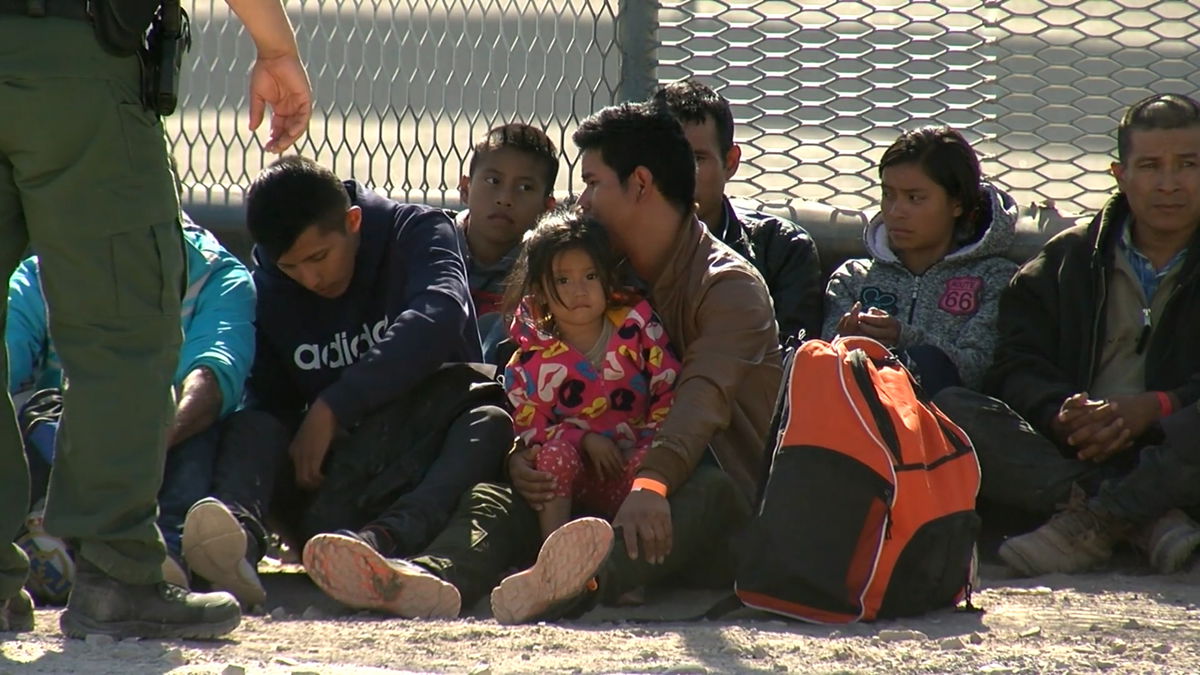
[180,157,512,608]
[652,78,823,342]
[935,93,1200,577]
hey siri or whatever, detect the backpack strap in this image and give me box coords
[846,349,902,463]
[754,341,800,507]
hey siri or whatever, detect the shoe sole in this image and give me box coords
[302,533,460,619]
[182,501,266,607]
[59,608,239,640]
[490,517,613,625]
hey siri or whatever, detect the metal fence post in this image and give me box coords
[617,0,660,103]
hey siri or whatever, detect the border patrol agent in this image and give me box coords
[0,0,311,639]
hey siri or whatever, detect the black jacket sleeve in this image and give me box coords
[984,232,1085,437]
[747,214,824,343]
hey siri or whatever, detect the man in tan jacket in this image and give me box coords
[300,103,783,624]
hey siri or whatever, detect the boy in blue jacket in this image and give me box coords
[182,156,511,608]
[9,217,255,602]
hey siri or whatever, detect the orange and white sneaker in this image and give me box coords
[302,532,460,619]
[490,517,613,625]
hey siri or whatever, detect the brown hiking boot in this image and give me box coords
[490,517,613,625]
[302,532,460,619]
[59,560,240,639]
[1133,508,1200,575]
[999,487,1130,577]
[0,589,34,632]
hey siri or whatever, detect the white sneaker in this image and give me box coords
[182,498,266,608]
[302,533,460,619]
[490,517,612,625]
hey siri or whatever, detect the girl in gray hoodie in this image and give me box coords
[822,126,1019,393]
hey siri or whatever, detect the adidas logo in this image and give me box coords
[293,317,389,371]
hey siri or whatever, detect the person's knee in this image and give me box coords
[931,385,982,417]
[670,465,750,532]
[534,438,580,468]
[471,405,514,447]
[433,405,513,482]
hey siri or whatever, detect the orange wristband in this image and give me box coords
[1156,391,1174,417]
[631,477,668,498]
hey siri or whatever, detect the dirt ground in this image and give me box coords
[5,552,1200,675]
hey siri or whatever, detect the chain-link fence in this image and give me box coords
[172,0,1200,218]
[173,0,624,209]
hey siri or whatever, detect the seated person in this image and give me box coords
[935,94,1200,576]
[500,211,681,543]
[653,77,823,342]
[180,157,513,608]
[10,217,255,601]
[452,123,559,365]
[823,126,1019,394]
[300,102,782,625]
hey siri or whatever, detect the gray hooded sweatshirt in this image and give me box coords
[822,182,1020,390]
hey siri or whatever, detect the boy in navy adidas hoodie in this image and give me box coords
[180,156,512,608]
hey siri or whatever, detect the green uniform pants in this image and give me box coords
[0,17,183,598]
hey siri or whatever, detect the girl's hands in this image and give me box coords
[582,433,624,482]
[856,307,901,346]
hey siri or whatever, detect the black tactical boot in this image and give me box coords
[59,559,240,639]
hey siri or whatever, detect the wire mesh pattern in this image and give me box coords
[660,0,1200,215]
[170,0,1200,217]
[170,0,621,207]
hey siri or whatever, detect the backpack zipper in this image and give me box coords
[882,486,894,541]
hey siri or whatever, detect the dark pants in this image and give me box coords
[1094,403,1200,523]
[25,421,220,558]
[157,427,221,557]
[933,387,1131,519]
[903,345,962,397]
[212,400,512,560]
[410,463,752,609]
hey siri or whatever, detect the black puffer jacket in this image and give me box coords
[716,197,823,343]
[984,193,1200,437]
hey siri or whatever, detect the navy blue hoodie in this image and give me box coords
[248,181,482,427]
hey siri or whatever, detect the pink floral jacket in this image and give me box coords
[505,298,681,451]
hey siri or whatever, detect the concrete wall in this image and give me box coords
[186,196,1089,279]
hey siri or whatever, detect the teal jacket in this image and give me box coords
[7,222,256,418]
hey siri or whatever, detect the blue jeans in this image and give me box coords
[156,426,221,556]
[25,421,219,558]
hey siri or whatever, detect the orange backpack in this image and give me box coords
[735,336,980,622]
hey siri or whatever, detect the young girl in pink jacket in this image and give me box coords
[502,212,682,541]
